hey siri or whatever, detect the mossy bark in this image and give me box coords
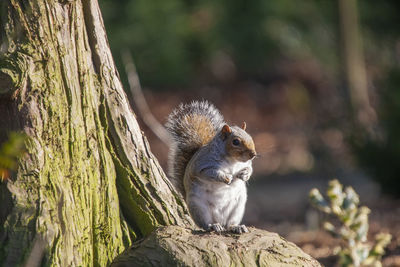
[0,0,192,266]
[0,1,320,266]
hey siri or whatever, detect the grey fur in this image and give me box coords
[165,100,255,232]
[165,101,225,195]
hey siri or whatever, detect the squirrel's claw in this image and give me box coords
[228,224,249,234]
[207,223,225,233]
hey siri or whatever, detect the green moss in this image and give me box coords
[114,161,158,237]
[101,113,158,238]
[0,1,191,266]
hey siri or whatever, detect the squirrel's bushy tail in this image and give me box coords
[165,100,225,195]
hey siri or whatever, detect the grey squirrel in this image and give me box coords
[165,101,256,233]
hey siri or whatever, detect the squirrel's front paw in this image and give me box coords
[222,174,233,184]
[225,174,233,184]
[236,167,251,181]
[207,223,225,233]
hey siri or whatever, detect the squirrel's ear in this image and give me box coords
[241,121,246,131]
[221,124,232,135]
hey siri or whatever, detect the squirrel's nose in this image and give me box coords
[249,151,257,159]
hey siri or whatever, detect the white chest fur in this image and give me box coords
[183,145,253,229]
[190,177,247,227]
[186,159,251,228]
[220,159,252,176]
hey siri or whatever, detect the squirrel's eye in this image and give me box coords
[232,139,240,146]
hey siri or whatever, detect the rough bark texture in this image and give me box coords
[112,226,321,267]
[0,1,191,266]
[0,0,320,266]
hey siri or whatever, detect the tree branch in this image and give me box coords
[121,49,172,145]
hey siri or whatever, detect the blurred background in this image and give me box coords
[99,0,400,265]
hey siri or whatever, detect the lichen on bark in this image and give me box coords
[0,0,191,266]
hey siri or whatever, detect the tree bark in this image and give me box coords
[0,0,320,266]
[0,1,191,266]
[112,226,321,267]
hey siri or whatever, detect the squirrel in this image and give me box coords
[165,100,257,234]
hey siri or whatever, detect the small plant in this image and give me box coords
[0,132,27,181]
[309,179,391,267]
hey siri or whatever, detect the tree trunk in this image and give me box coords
[0,1,192,266]
[0,1,320,266]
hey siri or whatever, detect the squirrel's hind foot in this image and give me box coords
[207,223,225,233]
[228,224,249,234]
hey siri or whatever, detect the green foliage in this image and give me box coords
[100,0,192,87]
[309,179,391,267]
[98,0,400,196]
[0,132,26,181]
[99,0,339,88]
